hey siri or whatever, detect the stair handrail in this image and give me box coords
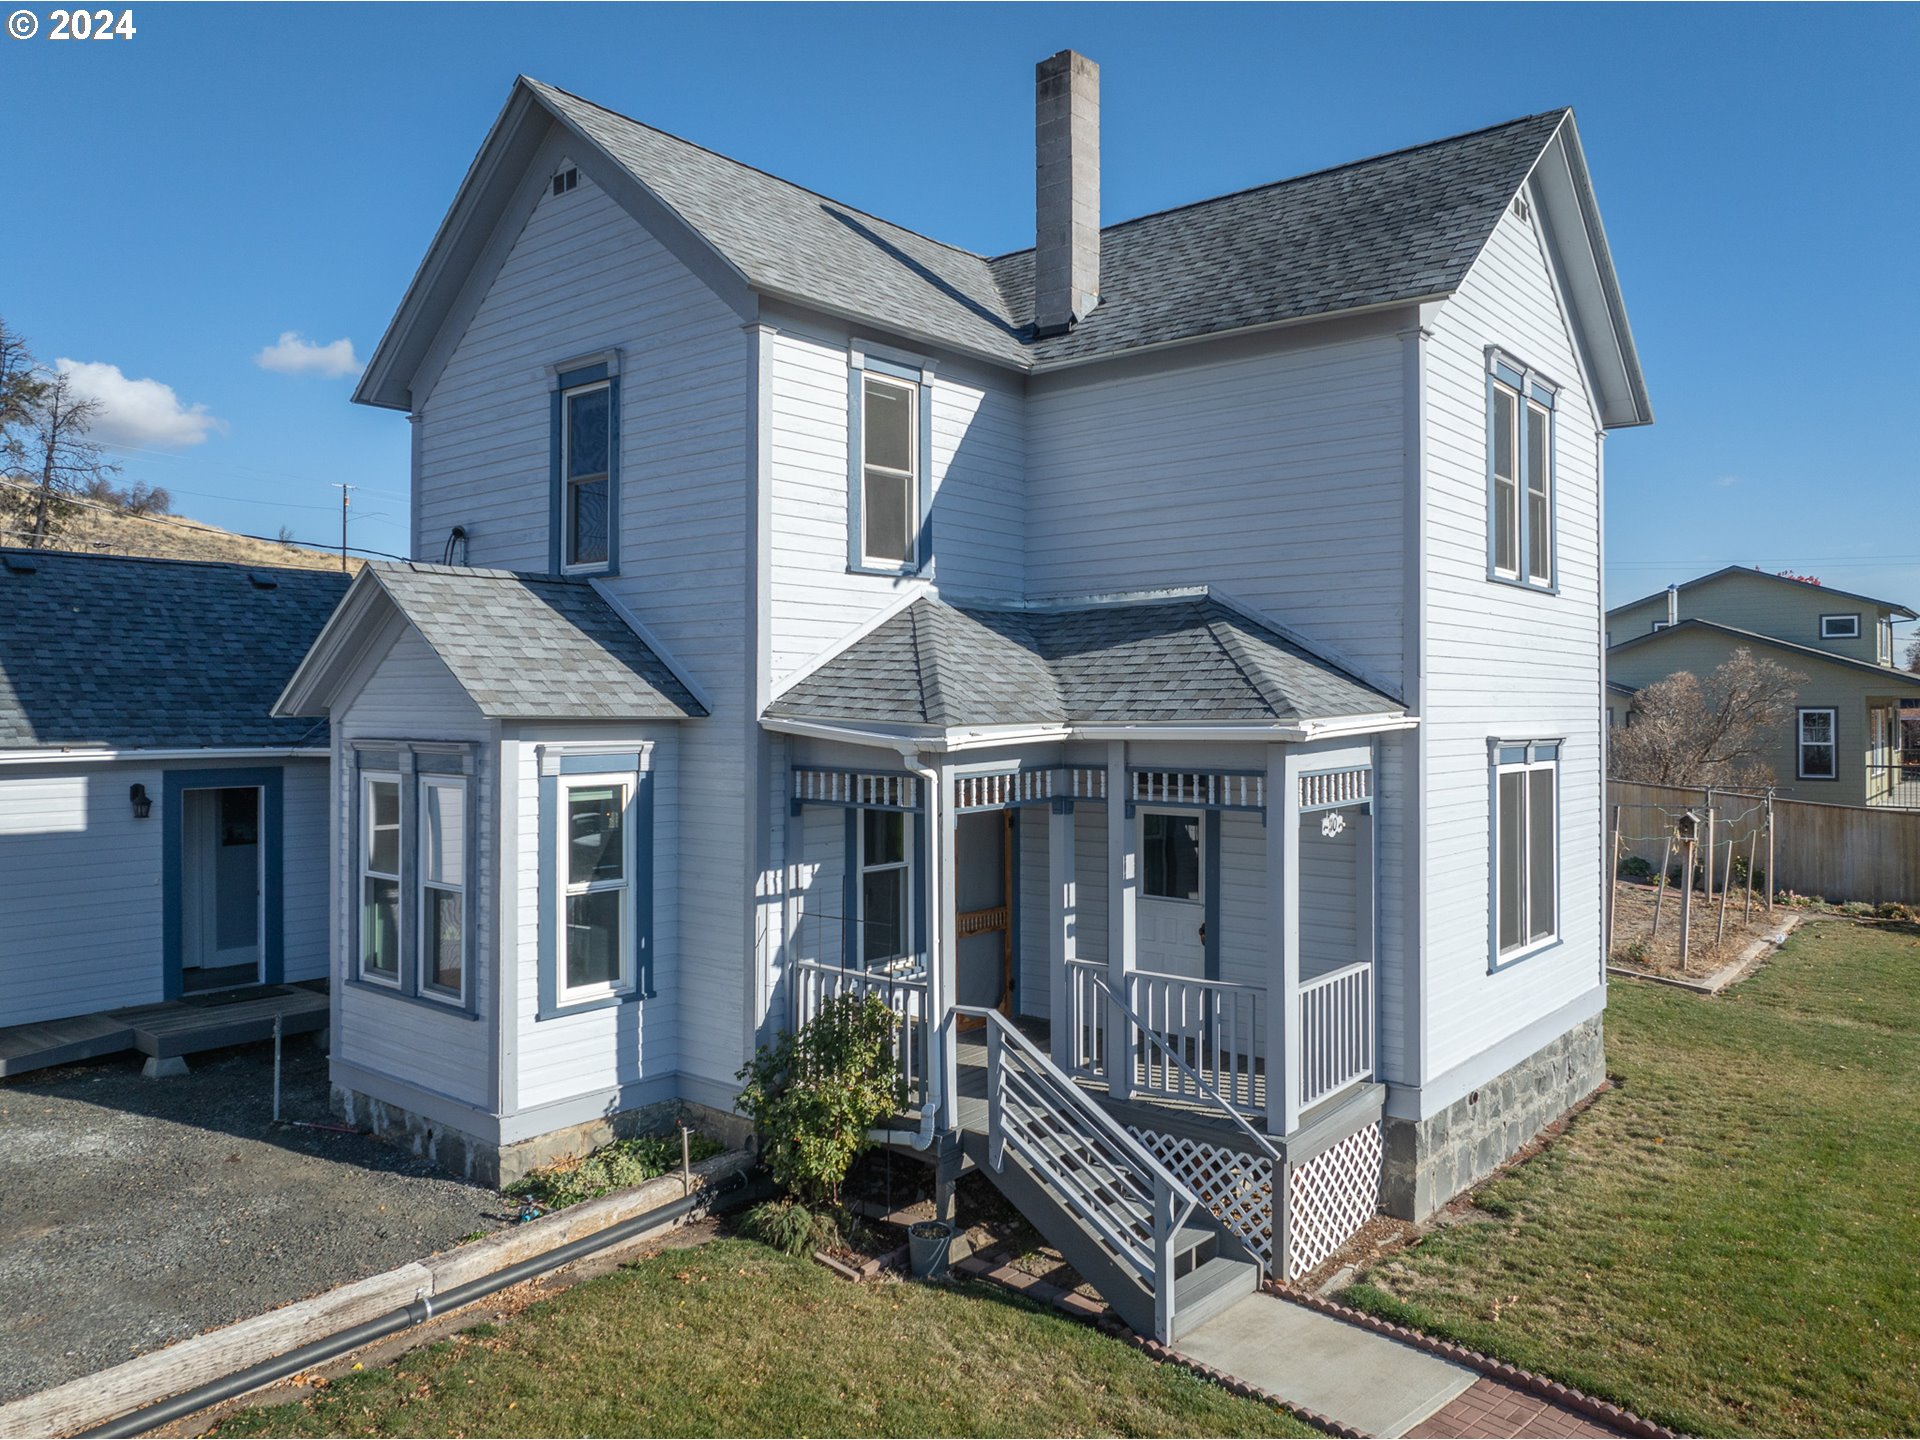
[1092,974,1282,1167]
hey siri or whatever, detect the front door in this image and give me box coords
[955,809,1012,1018]
[1136,808,1206,977]
[181,787,262,987]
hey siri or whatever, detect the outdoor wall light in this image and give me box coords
[129,783,152,820]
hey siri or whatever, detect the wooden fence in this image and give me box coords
[1608,780,1920,908]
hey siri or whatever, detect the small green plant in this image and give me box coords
[1619,855,1654,880]
[735,993,905,1206]
[741,1198,840,1257]
[507,1130,726,1211]
[1611,940,1652,967]
[1840,901,1875,918]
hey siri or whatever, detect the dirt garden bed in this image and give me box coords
[1607,878,1786,982]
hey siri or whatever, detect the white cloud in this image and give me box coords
[54,359,224,449]
[254,331,360,378]
[1715,475,1741,488]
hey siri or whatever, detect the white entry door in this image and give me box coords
[182,787,263,979]
[1136,809,1205,978]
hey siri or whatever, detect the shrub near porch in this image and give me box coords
[1342,919,1920,1437]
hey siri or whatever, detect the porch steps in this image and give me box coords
[958,1125,1257,1342]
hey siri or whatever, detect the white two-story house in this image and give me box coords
[278,53,1652,1342]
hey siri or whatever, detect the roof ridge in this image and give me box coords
[1617,617,1920,686]
[525,76,997,263]
[987,108,1571,261]
[1607,565,1916,621]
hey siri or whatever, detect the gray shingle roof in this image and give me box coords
[369,563,705,720]
[531,79,1567,370]
[0,549,350,751]
[766,592,1401,729]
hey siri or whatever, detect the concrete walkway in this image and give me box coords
[1176,1290,1480,1438]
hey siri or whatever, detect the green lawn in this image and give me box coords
[1343,919,1920,1437]
[213,1238,1318,1438]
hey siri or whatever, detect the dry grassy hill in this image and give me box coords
[0,494,362,573]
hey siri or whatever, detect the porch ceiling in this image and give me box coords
[766,590,1402,732]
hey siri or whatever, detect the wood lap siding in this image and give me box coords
[415,165,751,1104]
[766,322,1026,686]
[1421,198,1603,1082]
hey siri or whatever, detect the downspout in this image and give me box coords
[874,746,944,1151]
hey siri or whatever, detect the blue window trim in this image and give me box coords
[549,362,621,579]
[1485,351,1558,595]
[347,743,482,1018]
[1486,737,1564,974]
[537,754,654,1020]
[846,353,934,578]
[162,766,285,999]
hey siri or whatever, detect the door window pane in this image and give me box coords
[220,789,258,847]
[1497,771,1525,951]
[568,785,626,884]
[566,888,624,990]
[1528,768,1555,942]
[426,888,462,993]
[362,877,400,978]
[861,866,907,963]
[864,808,905,867]
[1143,813,1201,901]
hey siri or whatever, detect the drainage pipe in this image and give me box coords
[82,1170,772,1439]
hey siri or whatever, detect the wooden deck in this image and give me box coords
[0,984,329,1078]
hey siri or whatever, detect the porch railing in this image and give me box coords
[1866,760,1920,809]
[964,1003,1204,1342]
[1298,961,1372,1110]
[792,957,931,1107]
[1064,962,1265,1112]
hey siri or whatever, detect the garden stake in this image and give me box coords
[1607,805,1622,959]
[680,1123,693,1196]
[1717,833,1734,951]
[1703,787,1716,910]
[272,1014,283,1124]
[1678,836,1692,973]
[1744,828,1758,923]
[1651,835,1673,944]
[1765,788,1776,915]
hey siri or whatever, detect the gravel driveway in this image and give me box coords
[0,1039,506,1404]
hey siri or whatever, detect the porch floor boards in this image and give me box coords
[0,983,329,1077]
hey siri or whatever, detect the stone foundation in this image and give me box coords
[332,1086,752,1189]
[1381,1013,1606,1221]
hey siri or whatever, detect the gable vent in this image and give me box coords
[1511,194,1531,222]
[552,166,579,197]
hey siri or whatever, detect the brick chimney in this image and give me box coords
[1034,50,1100,336]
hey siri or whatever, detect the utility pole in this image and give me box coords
[331,483,355,571]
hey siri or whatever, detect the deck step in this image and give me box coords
[1171,1254,1259,1339]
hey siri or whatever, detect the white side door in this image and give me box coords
[1135,808,1205,978]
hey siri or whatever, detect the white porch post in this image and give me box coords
[931,760,960,1132]
[1266,744,1303,1135]
[1048,799,1076,1070]
[1105,740,1134,1099]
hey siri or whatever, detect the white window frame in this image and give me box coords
[1492,742,1559,964]
[1877,617,1893,664]
[556,771,636,1005]
[1797,708,1838,781]
[561,379,612,575]
[856,807,915,969]
[415,774,467,1008]
[858,371,920,572]
[358,771,403,988]
[1820,613,1860,641]
[1138,807,1206,906]
[1487,354,1555,590]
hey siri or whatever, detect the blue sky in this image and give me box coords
[5,3,1916,647]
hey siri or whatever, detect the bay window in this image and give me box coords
[360,773,402,985]
[418,776,467,1003]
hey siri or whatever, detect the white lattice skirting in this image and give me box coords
[1128,1127,1275,1270]
[1287,1121,1383,1278]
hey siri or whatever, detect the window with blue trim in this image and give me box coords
[538,751,653,1017]
[1488,355,1555,589]
[846,354,933,575]
[858,808,912,966]
[1492,741,1558,962]
[562,381,611,571]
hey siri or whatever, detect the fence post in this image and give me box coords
[1607,804,1623,962]
[1651,835,1673,943]
[1679,835,1693,972]
[1745,828,1758,924]
[1704,786,1716,910]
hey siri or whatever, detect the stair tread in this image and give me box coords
[1174,1253,1258,1307]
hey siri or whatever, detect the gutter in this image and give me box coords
[760,715,1418,751]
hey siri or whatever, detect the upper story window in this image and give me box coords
[1876,617,1893,664]
[847,349,933,576]
[1491,739,1558,965]
[1821,613,1860,641]
[549,356,620,577]
[1488,353,1555,591]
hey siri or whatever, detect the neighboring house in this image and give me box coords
[276,54,1653,1337]
[0,551,348,1027]
[1607,566,1920,806]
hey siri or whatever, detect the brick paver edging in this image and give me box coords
[952,1251,1363,1438]
[1271,1287,1683,1439]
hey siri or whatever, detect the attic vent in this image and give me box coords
[552,167,579,196]
[1511,194,1531,222]
[248,572,279,590]
[2,554,36,575]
